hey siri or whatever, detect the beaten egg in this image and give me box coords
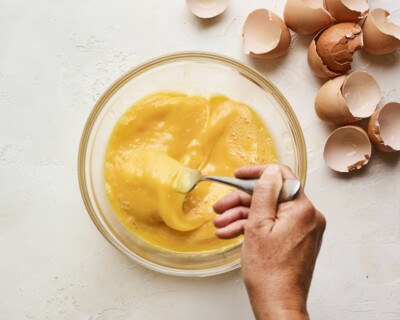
[105,92,277,253]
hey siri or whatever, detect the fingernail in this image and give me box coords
[265,164,280,175]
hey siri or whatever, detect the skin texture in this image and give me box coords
[213,165,326,320]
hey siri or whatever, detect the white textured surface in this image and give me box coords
[1,0,399,319]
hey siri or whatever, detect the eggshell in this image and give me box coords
[315,71,380,125]
[325,0,369,22]
[283,0,333,35]
[186,0,229,19]
[307,23,362,78]
[341,71,381,118]
[243,9,291,59]
[307,40,341,78]
[368,102,400,152]
[362,8,400,55]
[316,22,363,73]
[315,75,353,124]
[324,126,371,172]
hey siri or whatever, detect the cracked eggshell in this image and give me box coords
[315,71,381,125]
[283,0,333,35]
[324,126,371,172]
[186,0,229,19]
[307,40,340,78]
[368,102,400,152]
[325,0,369,22]
[243,9,291,59]
[307,23,363,78]
[316,22,363,72]
[362,8,400,55]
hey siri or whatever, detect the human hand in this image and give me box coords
[213,165,326,320]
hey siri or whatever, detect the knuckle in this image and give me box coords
[302,198,315,213]
[238,207,248,219]
[244,216,268,233]
[317,212,327,231]
[228,191,240,201]
[292,198,320,228]
[296,198,316,220]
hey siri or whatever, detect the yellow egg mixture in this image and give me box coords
[105,92,277,253]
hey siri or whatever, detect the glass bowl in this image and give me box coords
[78,52,306,277]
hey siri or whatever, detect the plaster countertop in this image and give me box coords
[1,1,399,319]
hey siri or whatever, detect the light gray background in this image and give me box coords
[1,0,399,319]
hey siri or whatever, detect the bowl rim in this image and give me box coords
[78,51,307,276]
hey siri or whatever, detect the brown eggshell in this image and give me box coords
[315,71,380,125]
[315,75,356,125]
[325,0,369,22]
[243,9,291,59]
[324,126,371,172]
[341,71,380,118]
[368,102,400,152]
[316,22,363,73]
[283,0,333,35]
[362,8,400,55]
[307,40,341,78]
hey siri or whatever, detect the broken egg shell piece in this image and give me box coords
[315,71,380,125]
[315,75,356,125]
[368,102,400,152]
[283,0,333,35]
[243,9,291,59]
[342,71,381,118]
[307,40,341,78]
[186,0,229,19]
[324,126,371,173]
[362,8,400,55]
[325,0,369,22]
[316,22,363,73]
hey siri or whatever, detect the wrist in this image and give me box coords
[262,309,309,320]
[251,298,309,320]
[245,279,309,320]
[251,299,309,320]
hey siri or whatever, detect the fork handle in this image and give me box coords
[202,177,301,202]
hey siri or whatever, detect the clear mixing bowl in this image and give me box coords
[78,52,307,277]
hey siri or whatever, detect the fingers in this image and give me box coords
[213,190,252,214]
[249,164,283,222]
[234,165,266,179]
[213,164,301,239]
[213,165,298,215]
[215,219,246,239]
[235,164,297,180]
[214,206,250,228]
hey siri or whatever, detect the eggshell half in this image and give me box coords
[307,23,363,78]
[284,0,333,35]
[315,71,380,125]
[362,8,400,55]
[243,9,291,59]
[315,75,354,124]
[186,0,229,19]
[325,0,369,22]
[324,126,371,172]
[368,102,400,152]
[316,22,363,73]
[307,40,341,78]
[341,71,381,118]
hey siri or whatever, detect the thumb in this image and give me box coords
[249,164,283,222]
